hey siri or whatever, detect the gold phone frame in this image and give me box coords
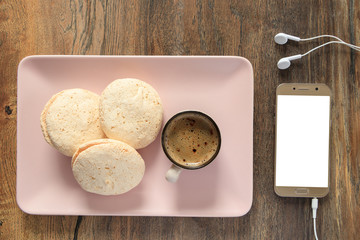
[274,83,331,198]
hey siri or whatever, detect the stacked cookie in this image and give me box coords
[40,78,163,195]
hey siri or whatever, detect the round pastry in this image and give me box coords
[71,139,145,195]
[99,78,163,149]
[40,89,105,157]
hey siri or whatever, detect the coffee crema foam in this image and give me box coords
[163,113,220,168]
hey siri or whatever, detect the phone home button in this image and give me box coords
[295,188,309,195]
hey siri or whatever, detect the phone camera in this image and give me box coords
[315,87,319,91]
[293,87,296,90]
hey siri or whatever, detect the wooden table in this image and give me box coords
[1,0,359,239]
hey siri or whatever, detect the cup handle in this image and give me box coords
[165,164,183,183]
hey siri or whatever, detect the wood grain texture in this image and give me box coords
[0,0,359,239]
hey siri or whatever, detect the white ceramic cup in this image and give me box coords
[161,111,221,183]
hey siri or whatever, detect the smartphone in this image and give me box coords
[274,83,331,198]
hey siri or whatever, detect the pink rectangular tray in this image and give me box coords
[17,56,253,217]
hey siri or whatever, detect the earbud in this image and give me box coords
[274,33,301,45]
[277,54,302,70]
[275,33,360,69]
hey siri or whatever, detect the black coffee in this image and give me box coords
[163,112,220,168]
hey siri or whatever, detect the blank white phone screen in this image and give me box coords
[276,95,330,187]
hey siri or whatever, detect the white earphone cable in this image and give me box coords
[301,40,360,57]
[313,218,319,240]
[312,198,319,240]
[275,32,360,69]
[300,34,344,43]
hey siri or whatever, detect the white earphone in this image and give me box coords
[277,54,302,70]
[275,33,360,69]
[274,33,301,45]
